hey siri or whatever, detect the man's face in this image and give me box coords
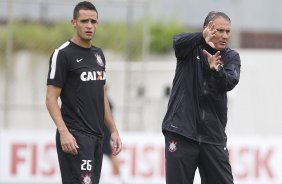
[72,9,98,42]
[210,17,231,50]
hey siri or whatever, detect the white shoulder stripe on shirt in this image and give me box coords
[49,41,70,79]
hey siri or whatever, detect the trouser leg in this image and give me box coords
[164,131,200,184]
[198,143,234,184]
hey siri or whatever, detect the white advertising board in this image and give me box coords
[0,130,281,184]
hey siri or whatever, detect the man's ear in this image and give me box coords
[71,19,76,28]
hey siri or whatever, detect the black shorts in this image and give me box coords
[56,129,103,184]
[164,131,234,184]
[102,127,112,156]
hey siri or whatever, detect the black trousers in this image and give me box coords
[164,131,234,184]
[56,129,103,184]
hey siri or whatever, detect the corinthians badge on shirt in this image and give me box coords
[95,53,104,67]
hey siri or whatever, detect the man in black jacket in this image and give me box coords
[162,11,241,184]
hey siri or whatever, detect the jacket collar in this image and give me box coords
[202,43,226,55]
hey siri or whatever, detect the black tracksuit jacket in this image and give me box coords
[162,32,241,145]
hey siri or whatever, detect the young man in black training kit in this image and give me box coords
[162,11,241,184]
[46,1,122,184]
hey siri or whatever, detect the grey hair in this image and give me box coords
[203,11,231,28]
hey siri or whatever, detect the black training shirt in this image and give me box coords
[47,41,106,137]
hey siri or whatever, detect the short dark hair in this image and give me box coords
[73,1,98,19]
[203,11,231,28]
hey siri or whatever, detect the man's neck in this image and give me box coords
[71,37,92,48]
